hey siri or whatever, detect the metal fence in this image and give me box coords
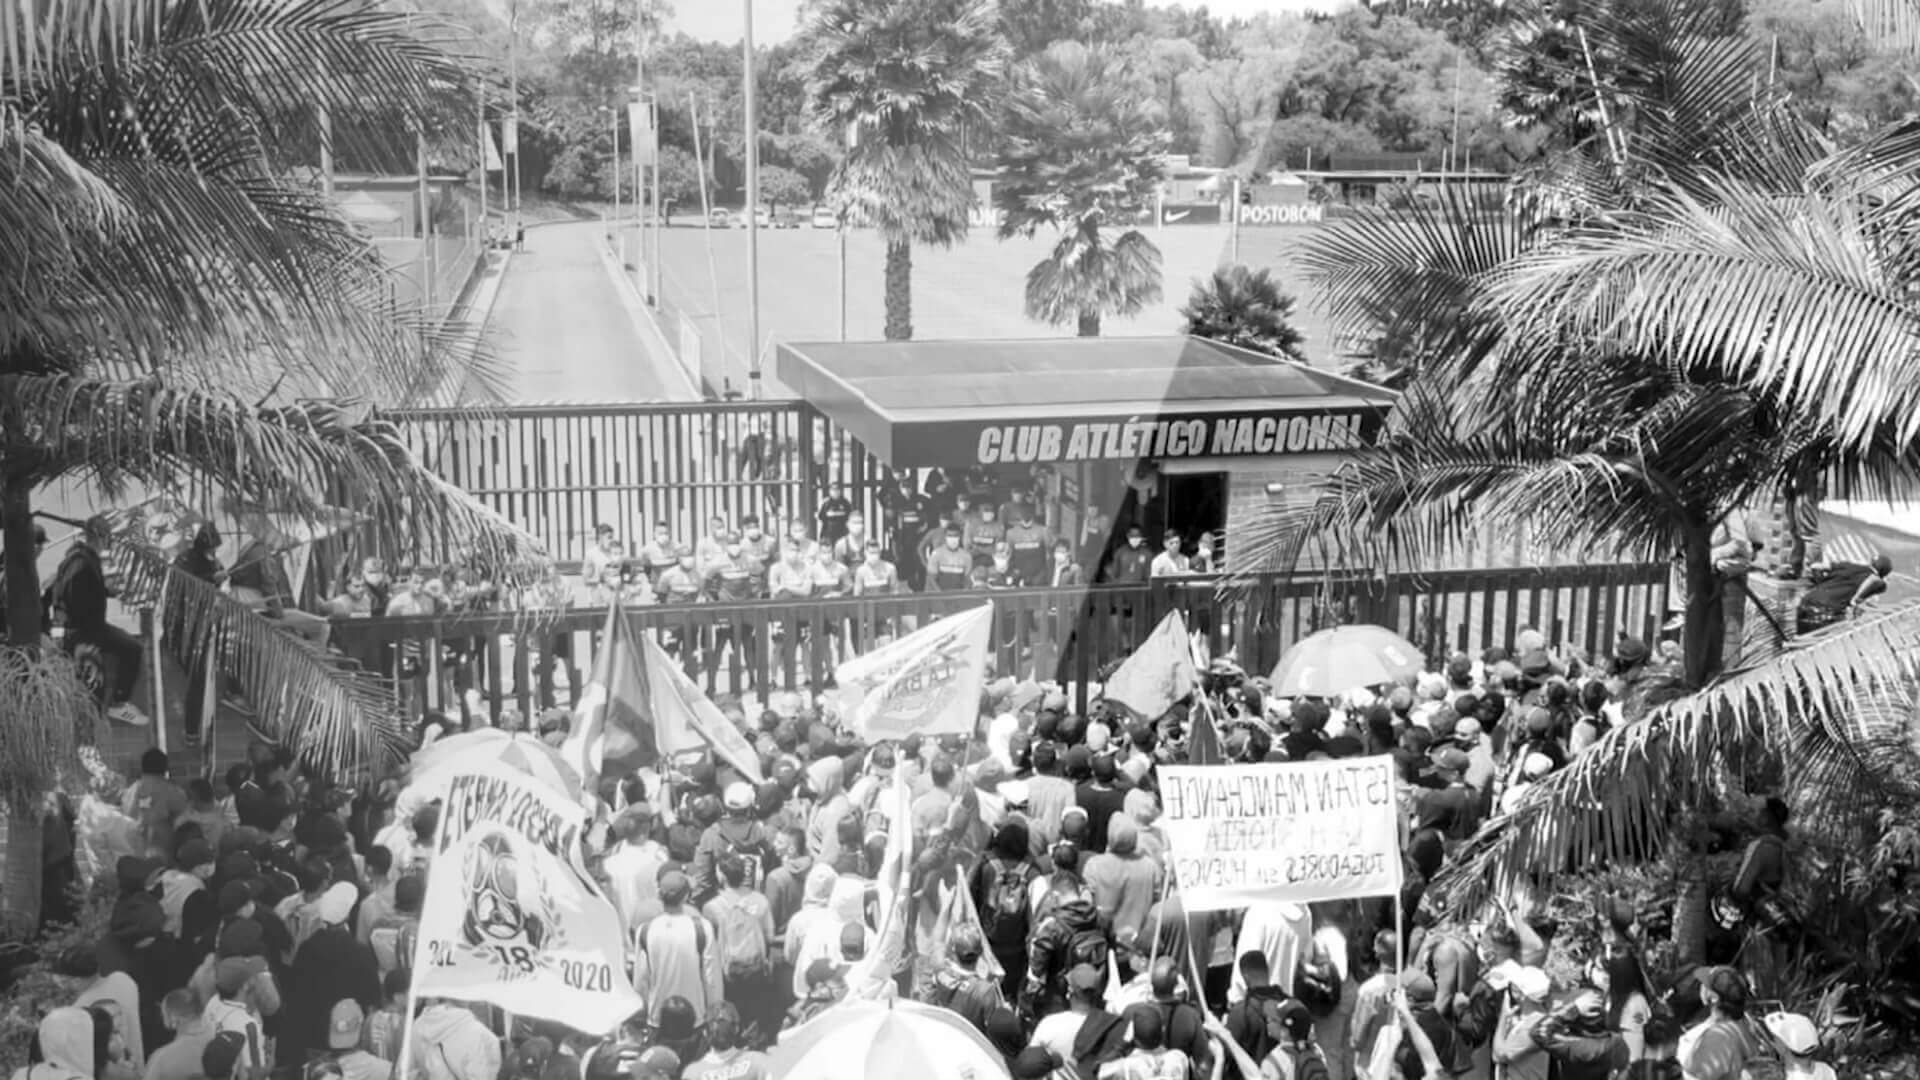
[388,401,888,565]
[329,563,1670,720]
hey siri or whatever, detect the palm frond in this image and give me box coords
[1483,180,1920,456]
[1296,191,1526,384]
[0,647,106,812]
[2,374,549,578]
[1848,0,1920,53]
[1436,601,1920,910]
[114,544,406,776]
[1022,223,1162,328]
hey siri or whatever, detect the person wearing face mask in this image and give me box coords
[984,540,1024,590]
[738,515,777,572]
[1106,526,1153,584]
[656,545,705,605]
[852,540,899,596]
[640,522,679,586]
[832,512,872,568]
[928,525,975,591]
[704,534,762,683]
[882,474,933,588]
[768,539,815,600]
[1049,539,1086,588]
[1005,505,1053,584]
[966,502,1008,568]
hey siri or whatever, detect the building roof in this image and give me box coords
[777,336,1396,468]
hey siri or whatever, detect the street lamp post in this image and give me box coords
[743,0,761,397]
[601,105,620,256]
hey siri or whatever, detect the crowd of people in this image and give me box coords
[14,618,1834,1080]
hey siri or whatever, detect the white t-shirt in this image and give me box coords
[1031,1011,1088,1065]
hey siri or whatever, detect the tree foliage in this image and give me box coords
[1180,266,1309,364]
[995,42,1166,336]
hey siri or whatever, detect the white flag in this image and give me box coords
[834,604,994,741]
[412,761,643,1034]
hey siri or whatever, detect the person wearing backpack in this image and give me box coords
[203,958,274,1077]
[1023,879,1110,1022]
[633,871,723,1027]
[692,784,774,908]
[1207,1000,1329,1080]
[971,820,1040,1002]
[925,926,1005,1036]
[701,856,775,1045]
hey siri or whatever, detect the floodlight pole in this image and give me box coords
[744,0,762,397]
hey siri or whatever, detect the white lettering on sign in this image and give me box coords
[974,413,1365,465]
[1239,204,1325,225]
[1159,757,1404,911]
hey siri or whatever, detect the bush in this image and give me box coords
[0,880,115,1077]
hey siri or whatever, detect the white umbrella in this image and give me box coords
[770,1000,1010,1080]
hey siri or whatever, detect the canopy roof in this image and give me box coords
[776,336,1396,468]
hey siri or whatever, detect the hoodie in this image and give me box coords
[1082,817,1161,944]
[806,759,851,866]
[783,864,841,997]
[1023,891,1101,1014]
[411,1004,501,1080]
[13,1008,93,1080]
[763,852,815,937]
[792,877,876,988]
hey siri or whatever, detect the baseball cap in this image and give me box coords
[1510,966,1552,1002]
[1431,747,1471,774]
[723,781,755,811]
[1067,963,1103,991]
[1614,637,1650,664]
[657,870,691,905]
[202,1032,246,1080]
[327,1000,365,1050]
[215,955,267,996]
[1763,1011,1819,1055]
[317,881,357,925]
[839,920,867,960]
[633,1047,679,1080]
[1011,1048,1063,1079]
[1398,969,1437,1001]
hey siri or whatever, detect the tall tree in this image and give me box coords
[1239,0,1920,953]
[1180,266,1309,363]
[806,0,1009,341]
[0,0,545,930]
[995,41,1166,337]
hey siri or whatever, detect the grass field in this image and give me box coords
[638,221,1342,397]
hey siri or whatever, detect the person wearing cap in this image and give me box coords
[1675,968,1756,1080]
[282,882,379,1068]
[691,782,771,907]
[410,999,500,1080]
[316,1000,391,1080]
[1490,967,1553,1080]
[158,837,217,944]
[680,1001,769,1080]
[1531,985,1628,1080]
[634,870,724,1027]
[631,1046,683,1080]
[1762,1012,1833,1080]
[787,957,850,1026]
[1029,963,1126,1075]
[203,954,275,1075]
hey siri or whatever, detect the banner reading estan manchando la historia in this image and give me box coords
[834,603,993,741]
[1159,756,1403,912]
[413,759,642,1034]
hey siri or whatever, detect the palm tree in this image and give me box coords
[994,41,1165,337]
[805,0,1009,341]
[1180,265,1308,363]
[1,0,545,928]
[1239,0,1920,948]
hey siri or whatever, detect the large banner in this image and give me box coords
[835,604,993,741]
[414,761,643,1035]
[1101,610,1200,721]
[1159,756,1403,911]
[643,631,764,783]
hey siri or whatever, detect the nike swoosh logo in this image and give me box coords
[1164,210,1191,222]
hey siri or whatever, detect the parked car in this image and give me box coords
[733,206,772,229]
[772,206,800,229]
[706,207,732,228]
[810,205,839,229]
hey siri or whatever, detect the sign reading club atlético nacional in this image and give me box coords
[960,409,1383,467]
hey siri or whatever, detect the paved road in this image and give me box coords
[488,220,696,403]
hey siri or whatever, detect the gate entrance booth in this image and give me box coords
[775,335,1397,578]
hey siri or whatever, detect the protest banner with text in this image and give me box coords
[414,760,643,1034]
[1159,756,1403,911]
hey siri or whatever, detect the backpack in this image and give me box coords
[1293,956,1341,1019]
[1284,1044,1331,1080]
[203,996,267,1074]
[635,913,709,975]
[1065,926,1109,978]
[714,824,765,890]
[709,893,769,978]
[368,918,417,978]
[981,858,1035,949]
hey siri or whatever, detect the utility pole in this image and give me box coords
[477,87,489,248]
[509,0,522,223]
[635,13,652,303]
[1229,175,1241,264]
[743,0,761,397]
[604,105,620,253]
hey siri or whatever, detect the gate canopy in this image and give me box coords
[775,336,1397,469]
